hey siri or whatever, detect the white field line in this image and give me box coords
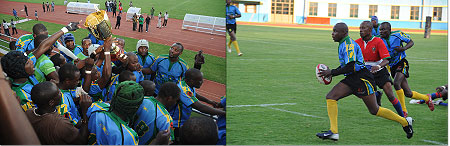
[227,103,296,108]
[228,103,324,119]
[422,139,447,145]
[266,107,325,119]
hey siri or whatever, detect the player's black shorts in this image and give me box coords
[226,24,237,33]
[340,68,377,97]
[389,58,409,78]
[373,67,393,88]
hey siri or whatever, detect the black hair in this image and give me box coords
[31,81,58,107]
[180,117,218,145]
[58,63,79,82]
[1,51,29,79]
[32,23,47,36]
[9,41,16,50]
[139,80,156,96]
[335,22,348,33]
[119,70,135,83]
[172,42,184,52]
[362,20,373,29]
[185,68,201,81]
[381,22,391,29]
[158,82,180,100]
[50,53,64,67]
[34,34,48,50]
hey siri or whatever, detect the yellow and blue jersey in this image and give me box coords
[226,5,240,24]
[133,96,174,145]
[381,31,411,67]
[217,97,226,145]
[338,36,365,76]
[87,104,139,145]
[11,76,39,111]
[169,80,198,128]
[150,55,189,94]
[372,24,380,37]
[104,74,119,102]
[135,51,155,80]
[59,89,81,125]
[133,70,144,83]
[15,34,35,53]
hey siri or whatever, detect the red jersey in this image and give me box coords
[355,36,390,62]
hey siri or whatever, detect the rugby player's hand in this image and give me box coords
[84,58,95,70]
[210,100,220,108]
[318,68,332,78]
[394,46,406,52]
[65,20,82,31]
[153,129,170,145]
[79,93,93,113]
[370,65,380,73]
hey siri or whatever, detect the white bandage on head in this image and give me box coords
[136,39,149,51]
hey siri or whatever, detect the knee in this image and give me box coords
[393,82,401,90]
[369,107,378,115]
[404,91,412,98]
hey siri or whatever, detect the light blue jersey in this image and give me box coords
[134,97,174,144]
[338,36,365,76]
[135,51,155,80]
[150,55,188,94]
[169,80,198,128]
[226,5,240,24]
[381,31,412,67]
[59,89,80,125]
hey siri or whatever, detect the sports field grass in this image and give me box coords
[0,13,225,84]
[7,0,224,20]
[227,24,447,145]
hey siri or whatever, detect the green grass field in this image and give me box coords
[0,13,225,84]
[7,0,224,20]
[227,25,448,145]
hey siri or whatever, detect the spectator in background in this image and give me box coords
[118,5,122,15]
[11,19,18,35]
[24,5,28,17]
[105,0,108,12]
[42,2,46,13]
[112,2,116,17]
[115,13,121,29]
[13,9,19,20]
[3,19,10,36]
[64,0,68,5]
[51,1,55,12]
[129,1,133,7]
[162,12,168,28]
[132,13,137,31]
[35,10,38,21]
[46,1,50,12]
[145,14,150,32]
[138,15,144,32]
[194,50,204,70]
[156,12,162,28]
[150,7,155,19]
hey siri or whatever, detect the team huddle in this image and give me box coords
[3,21,225,145]
[315,16,445,141]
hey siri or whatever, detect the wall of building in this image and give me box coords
[235,0,448,30]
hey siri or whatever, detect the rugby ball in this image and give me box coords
[316,64,332,85]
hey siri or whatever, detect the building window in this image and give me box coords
[271,0,294,15]
[391,6,399,19]
[328,3,336,17]
[309,2,318,16]
[410,6,419,20]
[433,7,442,21]
[369,5,377,18]
[245,4,256,13]
[349,4,358,18]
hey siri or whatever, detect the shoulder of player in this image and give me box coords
[156,54,169,60]
[178,58,188,67]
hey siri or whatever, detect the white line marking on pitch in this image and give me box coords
[228,103,296,108]
[422,140,446,145]
[266,107,325,119]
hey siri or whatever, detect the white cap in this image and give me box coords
[136,39,149,51]
[88,44,101,56]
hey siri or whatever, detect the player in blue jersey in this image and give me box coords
[226,0,242,56]
[379,22,434,114]
[371,16,380,37]
[150,43,189,95]
[217,96,226,145]
[134,81,179,145]
[134,39,155,80]
[316,23,413,141]
[61,33,83,63]
[15,23,48,54]
[58,63,82,125]
[87,81,144,145]
[170,68,225,144]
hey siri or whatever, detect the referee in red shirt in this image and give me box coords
[355,21,405,118]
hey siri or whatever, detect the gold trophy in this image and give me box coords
[85,10,124,61]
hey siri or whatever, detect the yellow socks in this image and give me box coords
[327,99,338,133]
[376,107,408,127]
[411,91,430,101]
[232,41,241,54]
[396,89,407,113]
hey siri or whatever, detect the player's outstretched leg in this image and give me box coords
[398,77,434,111]
[316,83,352,141]
[360,94,413,139]
[382,82,405,117]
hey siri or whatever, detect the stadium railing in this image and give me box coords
[182,14,226,36]
[0,33,17,56]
